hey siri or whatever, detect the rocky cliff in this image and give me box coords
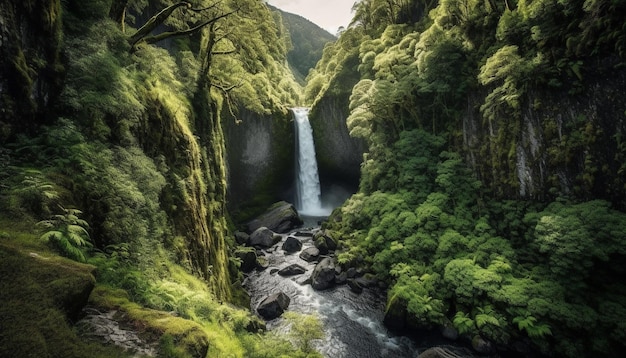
[223,108,296,218]
[309,96,365,194]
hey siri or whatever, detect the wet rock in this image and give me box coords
[440,321,459,341]
[257,292,291,320]
[311,257,336,290]
[335,271,348,285]
[76,308,158,356]
[247,227,281,248]
[472,335,494,355]
[277,264,306,277]
[234,231,249,245]
[235,247,257,273]
[313,230,337,255]
[299,247,320,262]
[347,279,363,294]
[246,201,303,234]
[295,276,312,285]
[282,236,302,253]
[346,267,358,278]
[383,295,408,331]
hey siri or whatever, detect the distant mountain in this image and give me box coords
[269,5,337,82]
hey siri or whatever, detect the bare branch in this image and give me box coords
[129,2,191,46]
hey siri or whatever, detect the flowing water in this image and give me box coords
[243,230,419,358]
[293,108,331,216]
[247,108,419,357]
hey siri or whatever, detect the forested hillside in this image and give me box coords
[308,0,626,357]
[0,1,319,356]
[2,0,626,357]
[268,5,337,82]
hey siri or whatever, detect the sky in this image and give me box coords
[266,0,356,35]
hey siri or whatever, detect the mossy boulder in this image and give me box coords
[0,241,127,358]
[313,230,337,254]
[235,246,258,273]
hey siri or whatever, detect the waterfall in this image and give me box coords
[293,107,327,216]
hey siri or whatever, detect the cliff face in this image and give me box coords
[0,0,64,138]
[309,96,365,193]
[463,69,626,204]
[223,108,295,217]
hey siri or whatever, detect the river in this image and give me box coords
[242,221,419,358]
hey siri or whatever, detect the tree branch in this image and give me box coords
[129,2,191,46]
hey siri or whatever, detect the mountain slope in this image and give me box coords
[269,5,337,82]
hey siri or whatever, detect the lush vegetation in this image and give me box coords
[268,5,337,83]
[311,0,626,357]
[0,0,321,357]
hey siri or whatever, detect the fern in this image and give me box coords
[513,315,553,338]
[453,311,475,335]
[38,206,92,262]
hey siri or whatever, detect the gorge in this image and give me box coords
[1,1,626,358]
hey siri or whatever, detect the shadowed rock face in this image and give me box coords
[223,109,295,214]
[309,96,365,192]
[310,257,336,290]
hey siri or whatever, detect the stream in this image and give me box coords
[243,219,420,358]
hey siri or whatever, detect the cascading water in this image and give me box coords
[293,107,329,216]
[243,230,420,358]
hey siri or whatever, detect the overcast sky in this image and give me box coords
[266,0,355,35]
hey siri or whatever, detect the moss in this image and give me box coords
[0,239,131,358]
[89,285,210,358]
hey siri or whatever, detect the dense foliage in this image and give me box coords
[0,0,318,356]
[269,6,337,82]
[312,0,626,356]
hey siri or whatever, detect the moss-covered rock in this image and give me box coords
[0,241,130,358]
[89,285,211,358]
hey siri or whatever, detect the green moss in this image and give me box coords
[0,240,132,358]
[90,285,210,358]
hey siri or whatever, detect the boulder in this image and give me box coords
[313,230,337,254]
[383,295,408,332]
[282,236,302,253]
[440,321,459,341]
[234,247,257,273]
[246,201,303,234]
[472,335,494,355]
[256,292,291,320]
[277,264,306,277]
[299,247,320,262]
[234,231,249,245]
[335,271,348,285]
[247,227,281,248]
[346,267,358,278]
[311,257,336,290]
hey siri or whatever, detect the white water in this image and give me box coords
[293,107,330,216]
[243,231,419,358]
